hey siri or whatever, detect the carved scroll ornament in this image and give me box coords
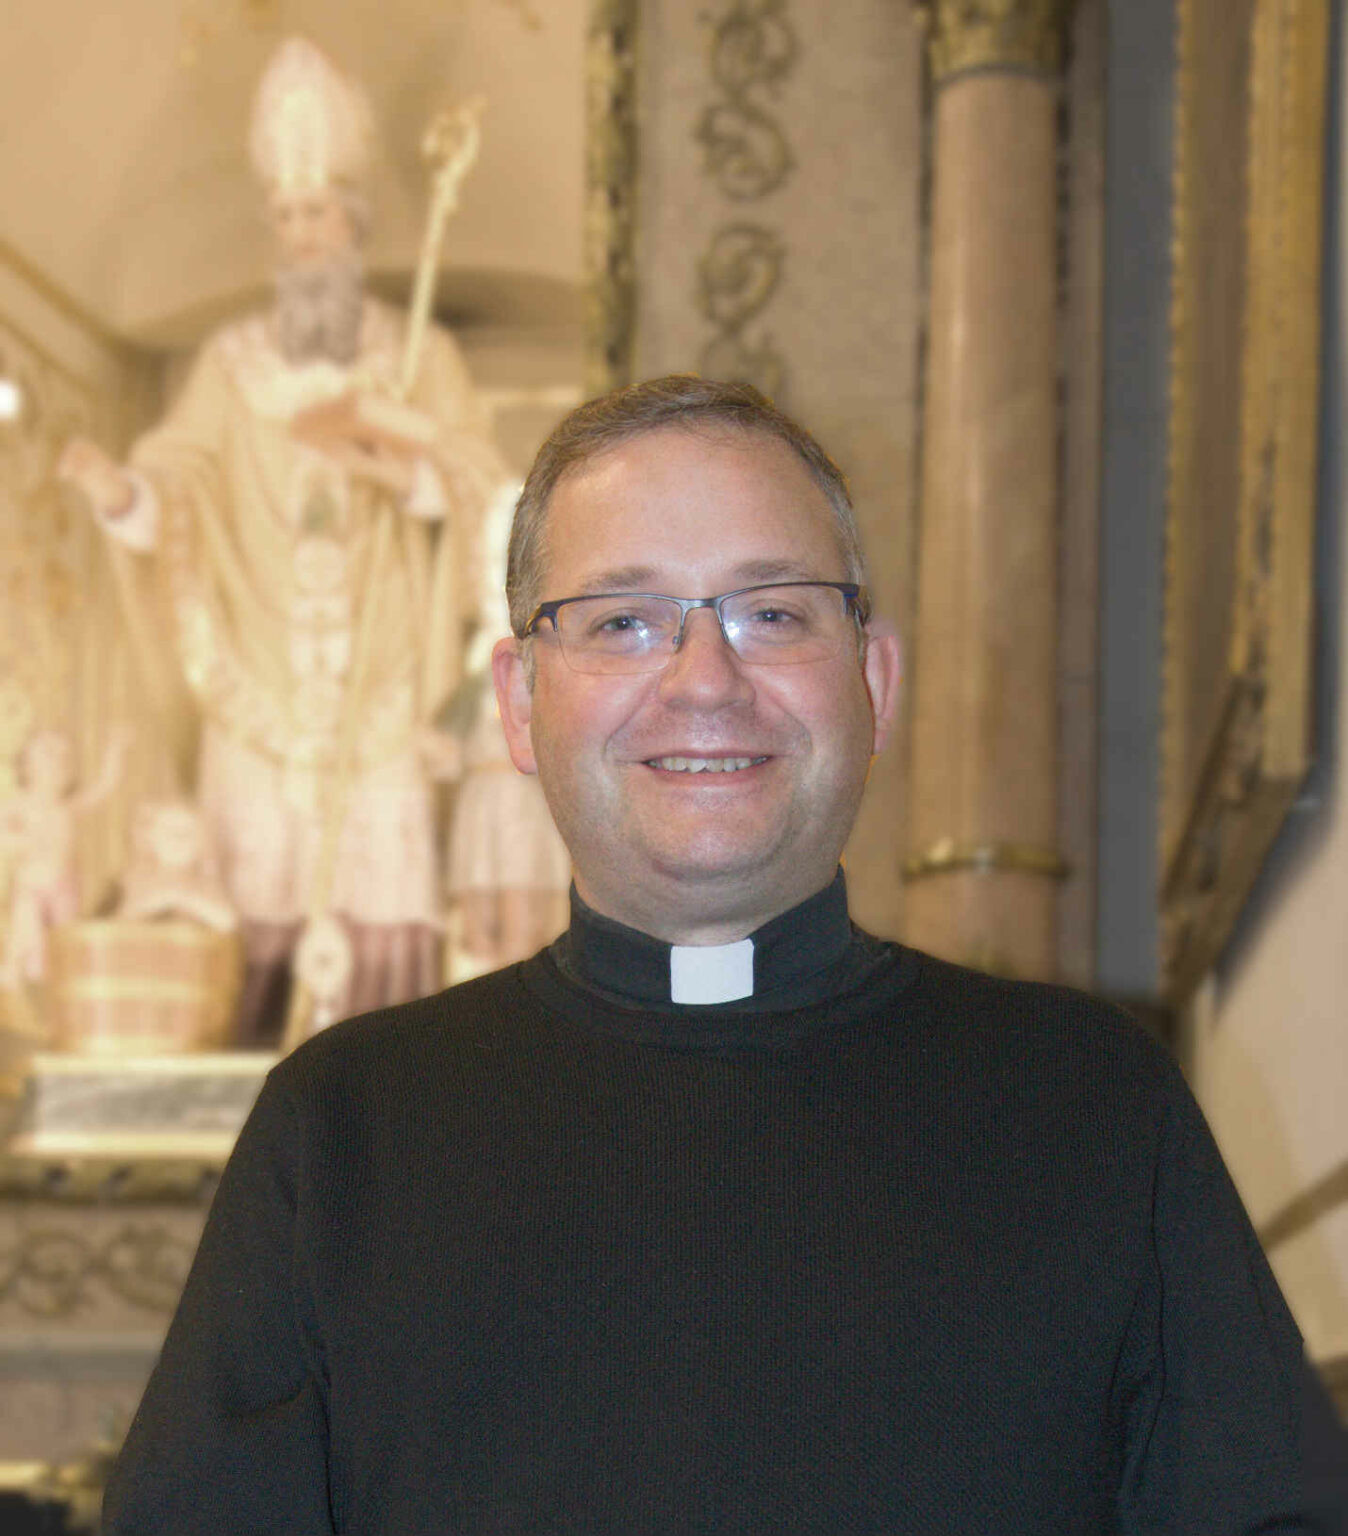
[695,0,798,201]
[694,0,798,397]
[696,224,787,401]
[0,1221,196,1317]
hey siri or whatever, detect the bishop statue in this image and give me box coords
[61,38,509,1043]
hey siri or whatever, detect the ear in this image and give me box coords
[861,619,903,757]
[491,637,538,776]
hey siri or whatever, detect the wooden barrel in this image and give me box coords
[48,921,242,1054]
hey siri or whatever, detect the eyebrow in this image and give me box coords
[572,558,827,596]
[575,566,659,595]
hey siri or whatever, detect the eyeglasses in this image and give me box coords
[521,581,869,675]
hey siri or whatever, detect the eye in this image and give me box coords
[573,601,666,649]
[587,608,647,637]
[745,601,804,627]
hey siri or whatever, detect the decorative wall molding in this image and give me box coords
[695,1,797,200]
[695,0,798,398]
[0,1154,222,1206]
[0,1222,196,1318]
[1159,0,1329,1000]
[912,0,1076,84]
[584,0,641,397]
[695,225,787,400]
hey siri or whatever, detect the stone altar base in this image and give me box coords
[4,1052,274,1163]
[0,1052,276,1480]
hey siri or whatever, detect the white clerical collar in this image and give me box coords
[555,870,857,1011]
[669,938,755,1005]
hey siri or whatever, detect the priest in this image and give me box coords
[103,376,1342,1531]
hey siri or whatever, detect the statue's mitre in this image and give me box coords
[249,37,374,194]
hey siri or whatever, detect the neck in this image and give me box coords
[572,866,841,948]
[553,869,867,1011]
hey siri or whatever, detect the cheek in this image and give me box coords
[764,663,872,754]
[535,672,646,757]
[527,687,603,800]
[529,679,651,826]
[323,209,355,253]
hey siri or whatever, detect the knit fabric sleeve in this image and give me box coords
[101,1071,334,1535]
[1115,1051,1310,1533]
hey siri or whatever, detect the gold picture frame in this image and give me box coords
[1160,0,1329,1001]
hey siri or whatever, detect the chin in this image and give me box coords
[645,831,804,893]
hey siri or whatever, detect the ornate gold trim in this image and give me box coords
[0,1433,120,1530]
[1160,0,1198,886]
[902,838,1070,881]
[58,918,240,953]
[1160,0,1328,1000]
[912,0,1077,84]
[584,0,640,396]
[0,1153,223,1204]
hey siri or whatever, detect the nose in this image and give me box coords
[657,606,753,708]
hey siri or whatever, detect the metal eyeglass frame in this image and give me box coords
[519,581,871,668]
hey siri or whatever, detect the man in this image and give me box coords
[60,37,506,1040]
[104,376,1340,1532]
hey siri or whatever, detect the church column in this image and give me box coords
[903,1,1076,978]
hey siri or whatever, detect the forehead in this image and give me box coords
[541,426,845,595]
[268,187,343,218]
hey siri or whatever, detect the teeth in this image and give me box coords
[648,756,762,773]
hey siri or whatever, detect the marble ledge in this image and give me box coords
[1,1052,276,1203]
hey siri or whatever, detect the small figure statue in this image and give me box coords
[0,727,130,990]
[292,913,356,1034]
[116,799,237,933]
[425,485,570,978]
[47,796,244,1056]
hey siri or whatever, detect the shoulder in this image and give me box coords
[909,946,1162,1047]
[203,311,272,368]
[268,966,533,1110]
[175,312,285,411]
[899,946,1181,1120]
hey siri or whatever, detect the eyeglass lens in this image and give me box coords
[553,585,854,674]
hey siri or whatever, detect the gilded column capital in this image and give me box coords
[912,0,1077,84]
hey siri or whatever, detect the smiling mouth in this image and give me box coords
[645,756,769,774]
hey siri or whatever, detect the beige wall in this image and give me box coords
[1178,35,1348,1363]
[0,2,586,346]
[635,0,924,940]
[1181,577,1348,1363]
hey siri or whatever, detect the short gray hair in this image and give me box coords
[506,375,868,637]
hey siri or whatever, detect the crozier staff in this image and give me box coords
[105,376,1344,1532]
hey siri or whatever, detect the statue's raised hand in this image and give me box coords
[57,438,134,520]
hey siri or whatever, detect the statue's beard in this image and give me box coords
[273,253,365,366]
